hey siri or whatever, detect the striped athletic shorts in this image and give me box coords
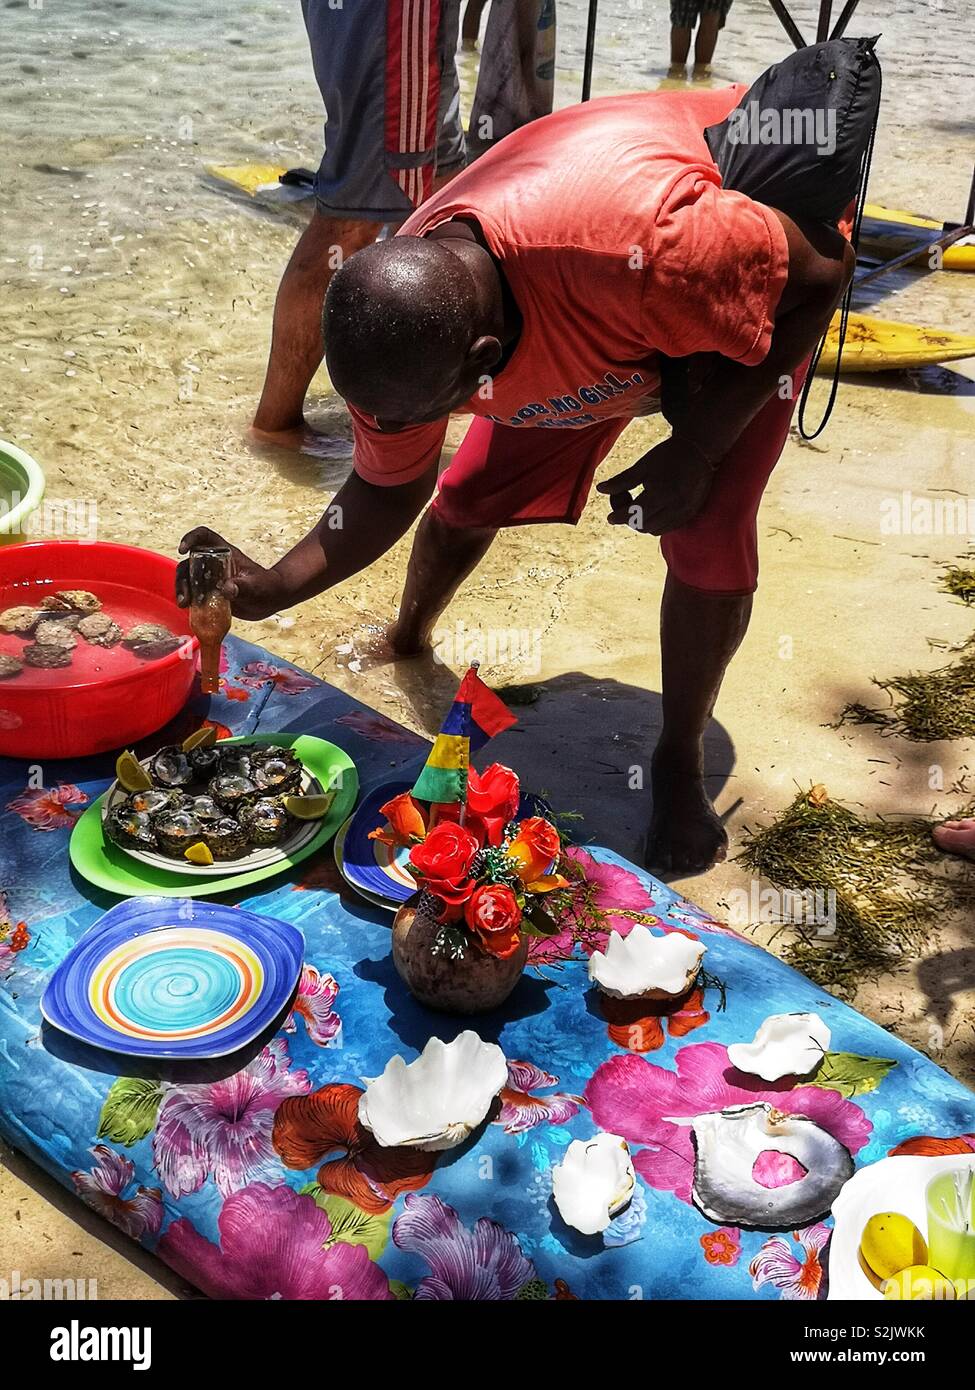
[670,0,733,26]
[302,0,465,221]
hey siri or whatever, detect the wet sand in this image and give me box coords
[1,0,974,1298]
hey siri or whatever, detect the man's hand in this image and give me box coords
[176,527,288,621]
[597,434,716,535]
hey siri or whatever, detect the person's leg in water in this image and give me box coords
[693,10,722,73]
[668,0,695,74]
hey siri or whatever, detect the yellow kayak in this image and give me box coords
[817,312,975,373]
[861,203,975,273]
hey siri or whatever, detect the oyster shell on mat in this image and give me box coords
[238,796,292,846]
[0,606,43,634]
[123,622,181,660]
[77,612,122,647]
[203,816,249,861]
[727,1012,832,1082]
[552,1133,636,1236]
[587,925,706,999]
[41,589,101,615]
[0,653,23,679]
[148,746,194,787]
[153,808,205,857]
[34,621,78,650]
[105,803,158,852]
[22,643,73,669]
[358,1032,508,1150]
[209,773,259,811]
[689,1102,855,1230]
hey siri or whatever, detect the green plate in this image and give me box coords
[69,733,358,899]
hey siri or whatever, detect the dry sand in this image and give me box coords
[1,0,973,1299]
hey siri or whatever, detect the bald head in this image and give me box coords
[323,236,498,426]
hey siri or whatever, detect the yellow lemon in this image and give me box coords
[283,791,335,821]
[859,1212,928,1282]
[883,1266,955,1301]
[182,725,218,752]
[184,841,214,866]
[115,749,152,793]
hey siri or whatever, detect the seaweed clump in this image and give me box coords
[737,786,974,996]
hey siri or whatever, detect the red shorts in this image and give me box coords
[432,365,809,595]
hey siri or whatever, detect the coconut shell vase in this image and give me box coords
[392,893,529,1015]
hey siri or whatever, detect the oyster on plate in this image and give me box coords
[186,744,221,778]
[216,746,253,779]
[41,589,101,615]
[203,816,249,861]
[238,796,292,847]
[0,653,23,679]
[184,794,224,824]
[153,808,205,858]
[77,612,122,647]
[22,644,73,669]
[0,606,43,634]
[148,745,194,787]
[123,622,181,660]
[209,773,259,812]
[127,787,186,817]
[105,802,158,852]
[251,746,303,795]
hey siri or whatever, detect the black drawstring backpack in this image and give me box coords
[704,37,883,439]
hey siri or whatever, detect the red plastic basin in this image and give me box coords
[0,541,198,761]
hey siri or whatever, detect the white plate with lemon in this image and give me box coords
[101,730,342,878]
[829,1154,975,1300]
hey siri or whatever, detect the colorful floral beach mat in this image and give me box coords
[2,636,974,1300]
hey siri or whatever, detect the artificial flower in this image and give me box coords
[368,791,428,848]
[272,1083,436,1214]
[158,1182,393,1300]
[466,763,520,845]
[71,1145,163,1240]
[464,884,523,959]
[507,817,560,884]
[408,821,480,918]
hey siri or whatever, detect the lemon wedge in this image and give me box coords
[283,791,335,821]
[182,725,218,752]
[184,841,215,866]
[115,749,152,793]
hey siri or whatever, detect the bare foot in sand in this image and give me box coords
[645,747,728,876]
[932,818,975,860]
[384,617,430,659]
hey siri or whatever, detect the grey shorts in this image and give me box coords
[302,0,464,221]
[670,0,733,26]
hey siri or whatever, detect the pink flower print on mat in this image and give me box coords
[7,782,88,830]
[153,1038,311,1198]
[71,1145,163,1240]
[158,1182,393,1300]
[334,709,427,745]
[584,1042,871,1204]
[236,661,317,695]
[282,965,341,1047]
[392,1193,535,1300]
[529,846,657,965]
[494,1060,585,1134]
[750,1223,831,1300]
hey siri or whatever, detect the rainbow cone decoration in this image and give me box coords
[411,664,516,806]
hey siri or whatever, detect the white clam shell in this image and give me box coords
[727,1012,831,1081]
[587,925,706,999]
[552,1133,636,1236]
[357,1031,508,1150]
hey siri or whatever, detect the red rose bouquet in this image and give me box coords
[370,764,570,961]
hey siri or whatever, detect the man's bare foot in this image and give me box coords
[646,748,728,876]
[247,421,353,459]
[932,818,975,861]
[385,617,431,659]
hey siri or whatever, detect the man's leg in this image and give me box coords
[648,575,751,873]
[389,509,498,655]
[693,10,722,68]
[670,26,692,66]
[252,214,380,440]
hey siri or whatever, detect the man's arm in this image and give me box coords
[598,210,854,535]
[176,464,438,619]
